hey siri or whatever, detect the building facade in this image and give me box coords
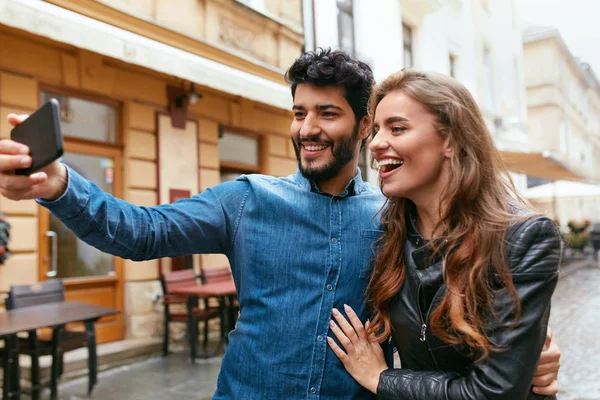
[522,27,600,223]
[311,0,531,190]
[523,27,600,183]
[0,0,303,343]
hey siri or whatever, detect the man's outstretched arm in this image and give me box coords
[0,114,244,260]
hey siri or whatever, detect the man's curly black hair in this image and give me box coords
[285,48,375,124]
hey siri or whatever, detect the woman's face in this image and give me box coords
[369,90,452,200]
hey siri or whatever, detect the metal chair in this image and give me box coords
[6,280,98,399]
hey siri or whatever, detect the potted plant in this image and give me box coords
[566,219,590,253]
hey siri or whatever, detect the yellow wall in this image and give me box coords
[47,0,303,79]
[0,27,297,290]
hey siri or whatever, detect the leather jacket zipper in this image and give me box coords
[416,282,444,369]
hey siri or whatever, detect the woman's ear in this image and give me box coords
[443,137,455,159]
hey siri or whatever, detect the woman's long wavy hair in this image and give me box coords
[366,70,531,361]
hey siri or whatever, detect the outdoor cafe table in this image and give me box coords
[169,281,237,361]
[0,301,119,400]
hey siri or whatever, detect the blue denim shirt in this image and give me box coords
[38,166,389,399]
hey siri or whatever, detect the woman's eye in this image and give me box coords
[391,126,406,133]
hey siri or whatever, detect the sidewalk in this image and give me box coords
[48,257,599,400]
[56,351,222,400]
[559,256,597,279]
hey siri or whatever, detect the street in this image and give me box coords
[54,263,600,400]
[551,262,600,400]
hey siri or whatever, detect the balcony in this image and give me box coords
[86,0,305,73]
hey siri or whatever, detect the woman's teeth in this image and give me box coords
[375,159,404,171]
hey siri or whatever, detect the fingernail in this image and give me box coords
[18,147,28,155]
[327,337,333,344]
[19,156,30,165]
[30,173,43,180]
[344,304,351,313]
[332,308,340,316]
[329,320,335,328]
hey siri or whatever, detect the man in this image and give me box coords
[0,49,559,399]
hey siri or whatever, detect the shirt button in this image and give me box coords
[310,387,317,394]
[317,335,323,341]
[331,237,338,243]
[326,284,333,291]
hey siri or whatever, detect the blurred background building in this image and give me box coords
[0,0,598,363]
[0,0,303,347]
[521,26,600,226]
[310,0,600,227]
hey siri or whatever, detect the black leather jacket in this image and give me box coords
[377,214,561,400]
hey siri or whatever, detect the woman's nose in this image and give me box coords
[369,133,389,153]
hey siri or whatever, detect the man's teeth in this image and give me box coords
[375,159,404,169]
[304,145,327,151]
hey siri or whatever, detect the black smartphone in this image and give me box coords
[10,98,64,176]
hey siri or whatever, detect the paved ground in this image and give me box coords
[49,260,600,400]
[550,260,600,400]
[57,351,222,400]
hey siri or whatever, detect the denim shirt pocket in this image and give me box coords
[359,229,384,280]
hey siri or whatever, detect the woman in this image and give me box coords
[327,70,561,399]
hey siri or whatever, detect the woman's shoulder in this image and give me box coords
[505,211,562,274]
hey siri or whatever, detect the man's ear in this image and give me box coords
[359,116,372,140]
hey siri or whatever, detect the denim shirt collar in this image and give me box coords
[291,169,367,197]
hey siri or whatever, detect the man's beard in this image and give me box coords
[292,125,361,183]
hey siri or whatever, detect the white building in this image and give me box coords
[308,0,531,190]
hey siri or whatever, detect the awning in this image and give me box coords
[501,151,585,182]
[524,180,600,200]
[0,0,292,111]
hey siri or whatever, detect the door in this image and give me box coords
[38,91,124,343]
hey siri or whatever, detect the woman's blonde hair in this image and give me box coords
[367,69,531,361]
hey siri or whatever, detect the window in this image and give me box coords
[482,45,495,111]
[559,120,568,154]
[449,53,457,78]
[41,91,117,143]
[337,0,355,55]
[403,23,414,68]
[513,57,523,119]
[219,128,261,183]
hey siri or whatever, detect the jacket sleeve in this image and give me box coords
[377,216,561,400]
[36,165,250,261]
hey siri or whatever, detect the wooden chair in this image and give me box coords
[199,267,234,284]
[200,267,239,331]
[6,280,98,399]
[160,269,221,359]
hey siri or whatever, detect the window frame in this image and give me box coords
[337,0,355,56]
[402,22,414,68]
[218,126,263,182]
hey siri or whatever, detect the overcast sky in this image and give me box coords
[517,0,600,75]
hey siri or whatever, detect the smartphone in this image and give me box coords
[10,98,64,176]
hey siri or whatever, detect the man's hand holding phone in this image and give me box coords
[0,114,68,201]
